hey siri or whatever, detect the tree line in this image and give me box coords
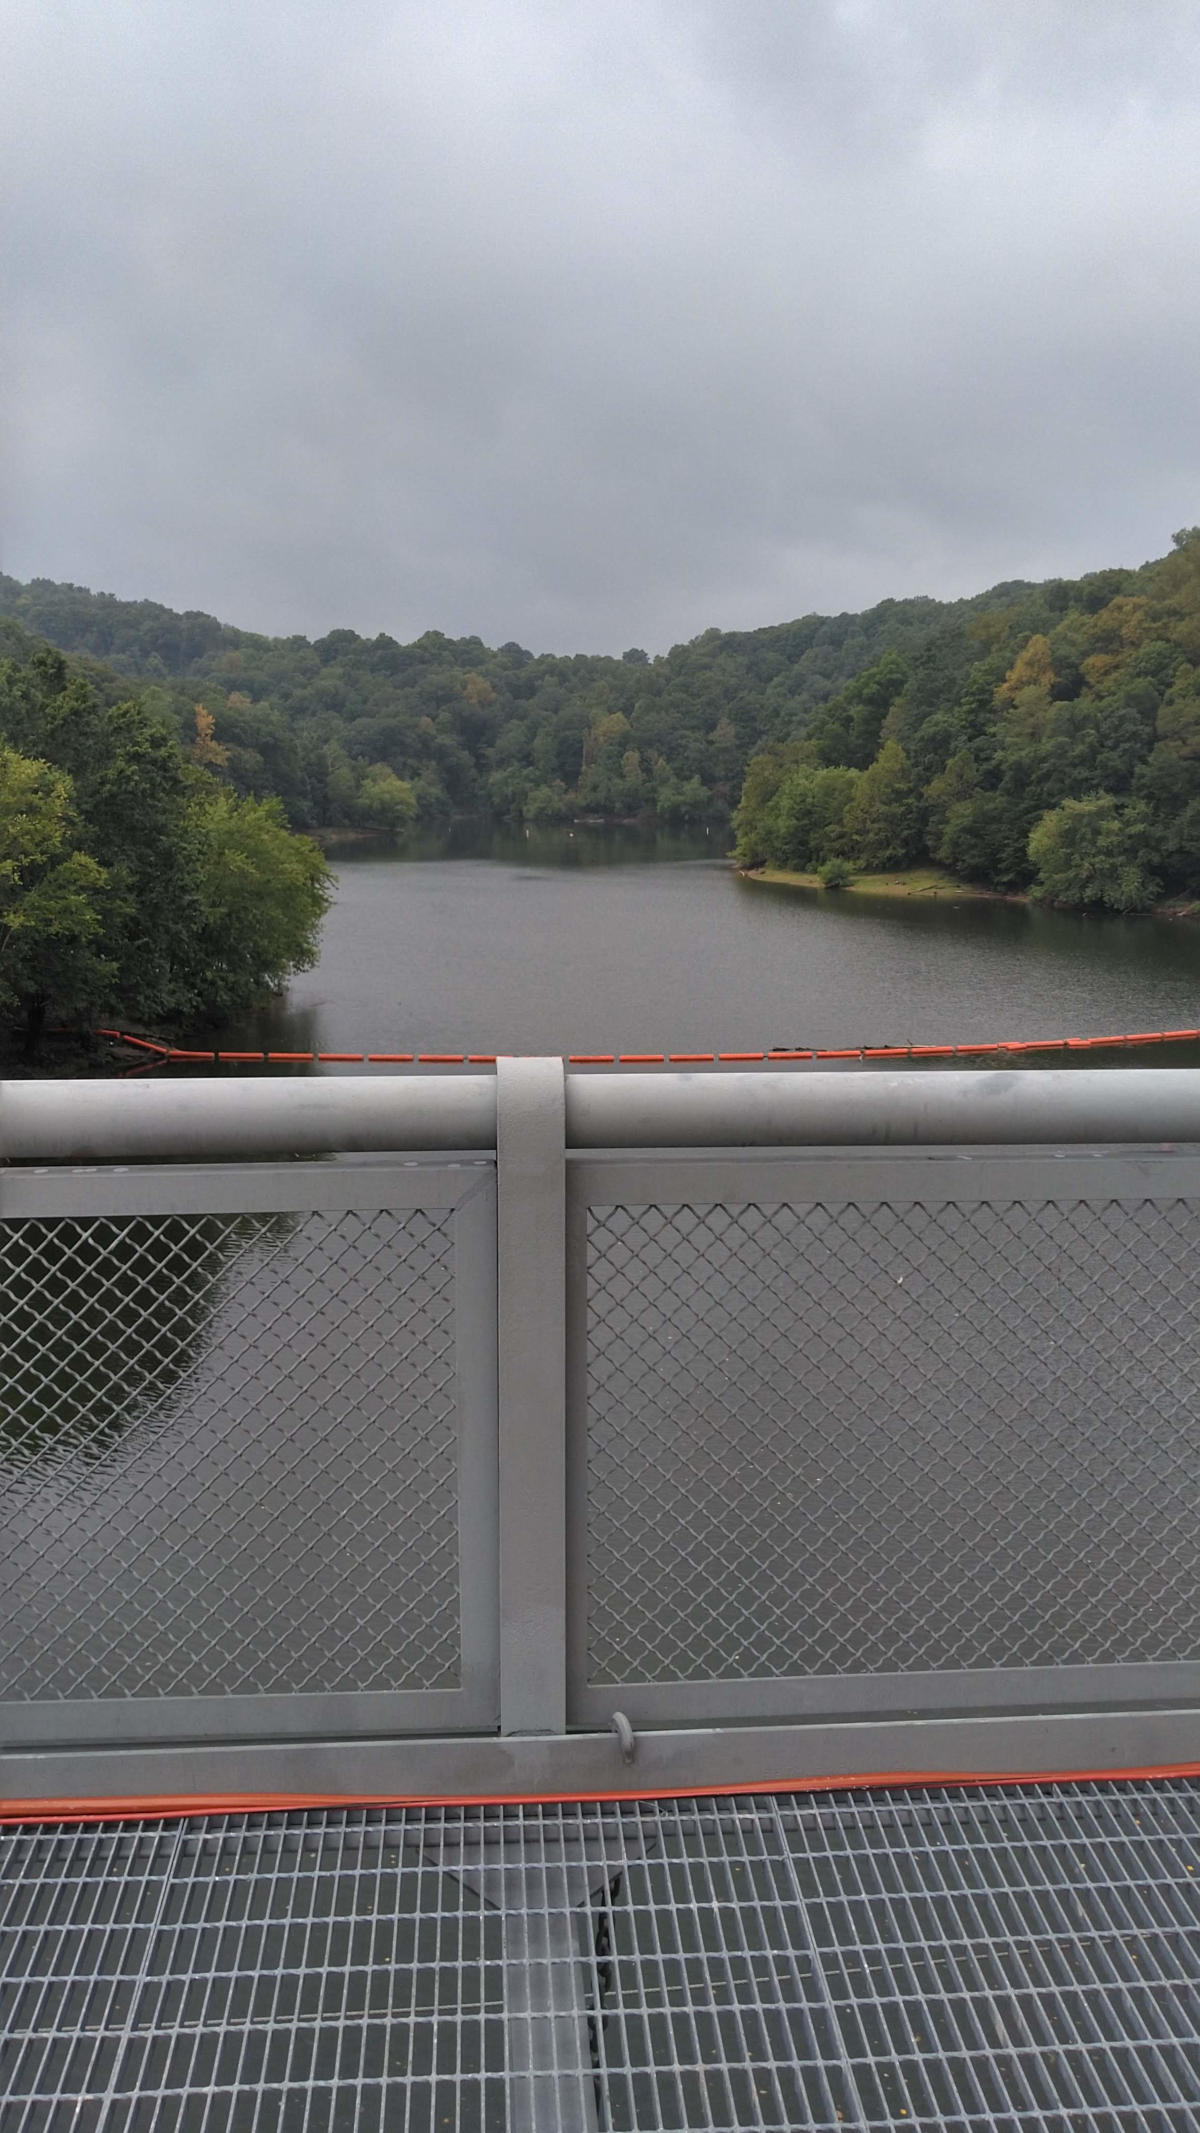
[0,569,1051,835]
[2,528,1199,930]
[732,531,1200,911]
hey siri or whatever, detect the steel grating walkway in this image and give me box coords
[4,1778,1200,2129]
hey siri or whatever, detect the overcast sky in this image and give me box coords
[4,1,1200,654]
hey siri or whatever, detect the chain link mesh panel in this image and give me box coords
[584,1193,1200,1685]
[0,1202,462,1700]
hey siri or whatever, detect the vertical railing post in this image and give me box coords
[496,1057,567,1735]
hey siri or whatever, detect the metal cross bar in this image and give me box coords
[8,1066,1200,1162]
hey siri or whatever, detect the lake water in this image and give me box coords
[15,822,1200,1701]
[206,822,1200,1060]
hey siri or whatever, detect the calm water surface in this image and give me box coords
[210,822,1200,1057]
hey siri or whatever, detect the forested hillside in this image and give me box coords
[731,530,1200,910]
[3,531,1199,911]
[0,570,1046,833]
[0,632,330,1052]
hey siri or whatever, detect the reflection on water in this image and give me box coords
[200,822,1200,1060]
[1,1212,297,1466]
[0,1201,463,1701]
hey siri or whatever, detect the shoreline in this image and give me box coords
[736,863,1005,902]
[737,864,1200,921]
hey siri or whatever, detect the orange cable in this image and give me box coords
[8,1759,1200,1827]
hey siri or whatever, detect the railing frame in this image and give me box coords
[5,1065,1200,1807]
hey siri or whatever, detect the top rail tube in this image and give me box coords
[565,1067,1200,1148]
[5,1066,1200,1162]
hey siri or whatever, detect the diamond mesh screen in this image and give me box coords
[0,1206,461,1699]
[584,1195,1200,1684]
[4,1779,1200,2130]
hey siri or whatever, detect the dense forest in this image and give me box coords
[732,530,1200,911]
[1,527,1198,919]
[0,637,330,1053]
[0,567,1059,834]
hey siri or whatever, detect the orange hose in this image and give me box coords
[8,1759,1200,1826]
[92,1026,1200,1069]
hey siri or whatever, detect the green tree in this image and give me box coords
[0,748,111,1049]
[0,647,335,1046]
[731,743,803,863]
[523,781,569,824]
[188,791,332,1020]
[655,772,710,824]
[804,653,910,768]
[757,764,860,868]
[1027,794,1159,912]
[924,749,978,852]
[357,764,417,831]
[842,740,922,868]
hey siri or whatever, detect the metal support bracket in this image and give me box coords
[496,1056,567,1735]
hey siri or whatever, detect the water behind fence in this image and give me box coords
[5,1065,1200,1803]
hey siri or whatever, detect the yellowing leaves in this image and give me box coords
[1083,596,1150,653]
[995,634,1055,704]
[191,705,228,767]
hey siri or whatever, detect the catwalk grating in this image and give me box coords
[4,1778,1200,2129]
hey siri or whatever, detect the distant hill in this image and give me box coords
[4,539,1199,908]
[729,531,1200,908]
[0,566,1055,832]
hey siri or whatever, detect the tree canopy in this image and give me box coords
[0,640,330,1051]
[3,529,1200,911]
[0,569,1051,834]
[731,529,1200,910]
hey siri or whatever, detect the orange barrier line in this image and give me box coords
[95,1027,1200,1069]
[96,1028,171,1055]
[7,1759,1200,1827]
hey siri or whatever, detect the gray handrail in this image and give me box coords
[565,1067,1198,1147]
[0,1074,497,1161]
[2,1065,1200,1161]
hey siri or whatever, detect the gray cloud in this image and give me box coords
[4,0,1200,651]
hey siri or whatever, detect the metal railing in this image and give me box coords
[5,1063,1200,1808]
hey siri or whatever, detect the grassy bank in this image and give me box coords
[738,864,999,901]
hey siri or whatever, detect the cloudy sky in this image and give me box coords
[4,1,1200,653]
